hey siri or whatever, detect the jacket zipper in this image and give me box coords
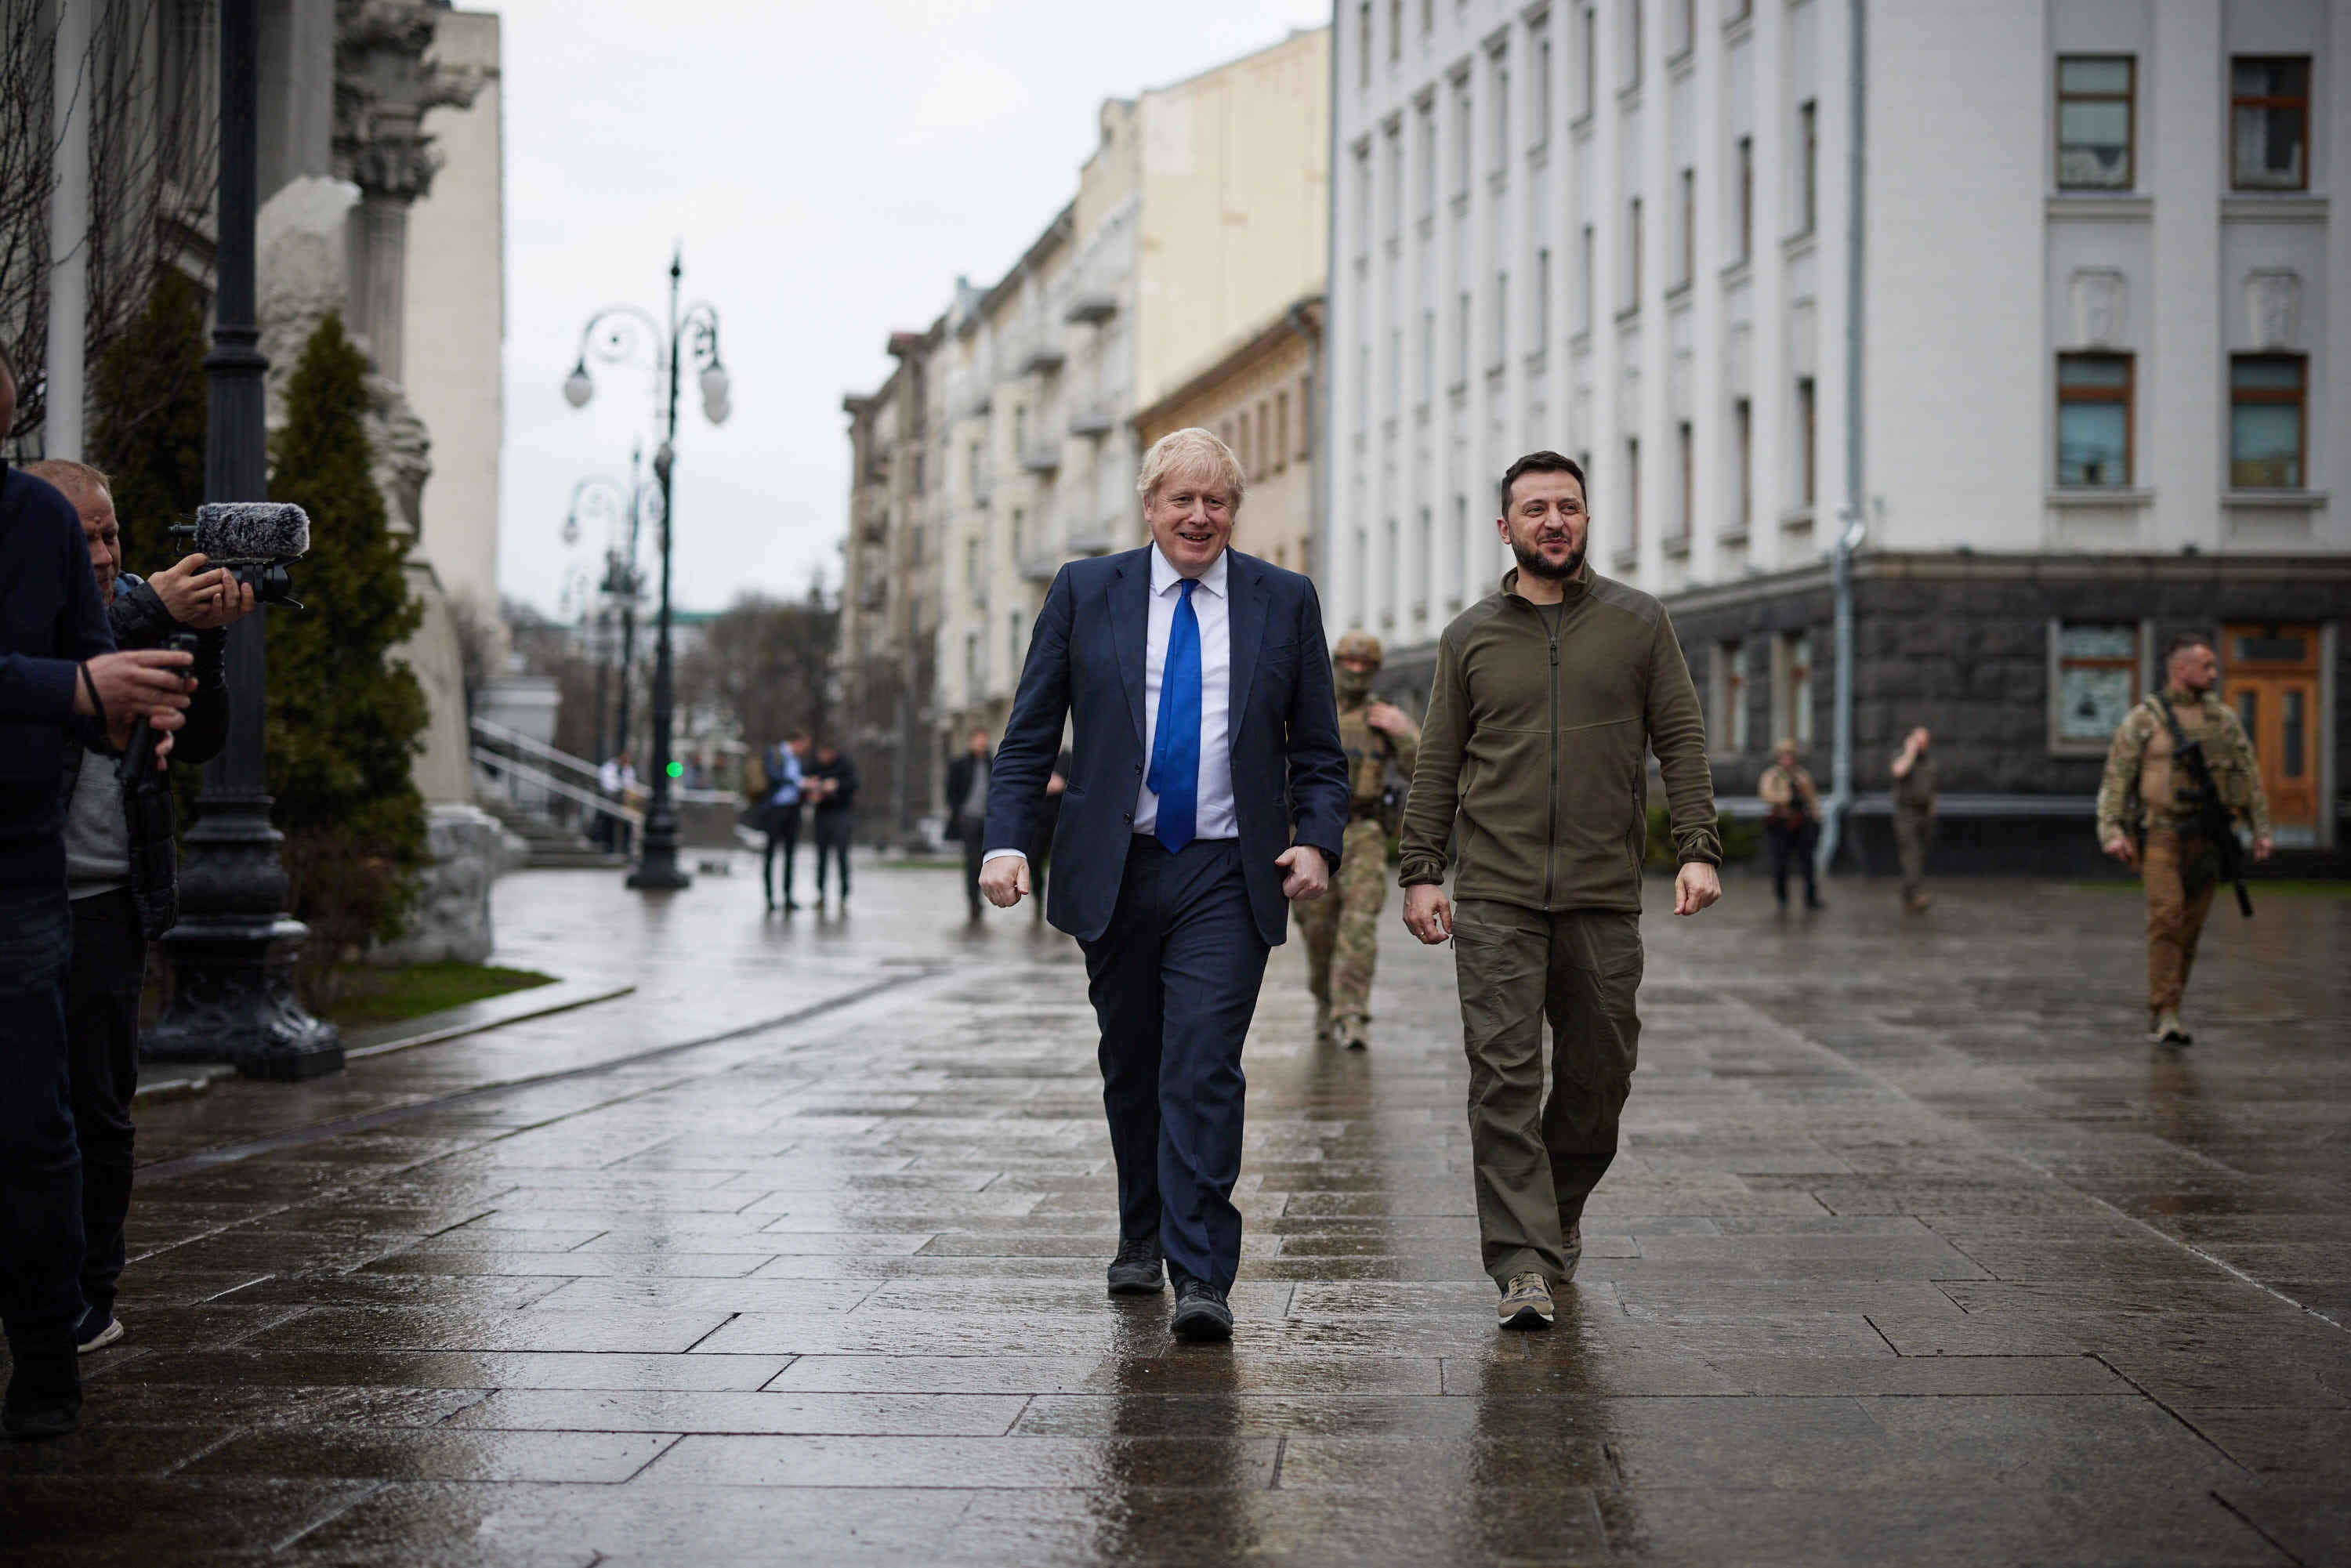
[1545,613,1560,912]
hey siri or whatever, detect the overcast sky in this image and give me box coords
[490,0,1331,619]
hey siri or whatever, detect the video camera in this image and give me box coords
[168,501,313,610]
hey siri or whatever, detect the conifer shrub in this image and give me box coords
[264,313,429,997]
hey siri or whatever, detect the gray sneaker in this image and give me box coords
[1562,1222,1583,1283]
[1498,1272,1555,1330]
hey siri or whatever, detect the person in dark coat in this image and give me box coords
[806,741,860,907]
[944,728,992,922]
[29,460,246,1356]
[1024,750,1073,924]
[0,344,195,1439]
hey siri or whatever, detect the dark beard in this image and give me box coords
[1511,536,1583,581]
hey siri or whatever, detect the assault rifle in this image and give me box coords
[2151,693,2253,918]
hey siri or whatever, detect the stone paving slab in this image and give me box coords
[3,858,2346,1564]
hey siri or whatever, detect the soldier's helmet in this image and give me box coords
[1332,628,1384,669]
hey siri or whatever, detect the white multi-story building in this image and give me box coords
[1328,0,2347,860]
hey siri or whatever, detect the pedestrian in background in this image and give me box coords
[1890,726,1936,914]
[945,727,992,923]
[977,427,1346,1342]
[1402,451,1720,1334]
[1759,738,1826,911]
[761,729,809,912]
[2097,635,2271,1046]
[0,345,193,1439]
[598,748,636,855]
[1296,628,1418,1051]
[807,739,859,908]
[1025,748,1074,925]
[27,461,248,1360]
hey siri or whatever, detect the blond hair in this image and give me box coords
[1137,427,1245,512]
[22,458,112,508]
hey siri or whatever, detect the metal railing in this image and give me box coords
[468,718,642,834]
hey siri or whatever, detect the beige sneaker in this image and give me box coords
[1561,1222,1583,1283]
[1498,1272,1555,1330]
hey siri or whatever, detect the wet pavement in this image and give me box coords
[5,859,2347,1565]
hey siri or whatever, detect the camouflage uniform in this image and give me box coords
[2095,686,2270,1019]
[1296,631,1419,1049]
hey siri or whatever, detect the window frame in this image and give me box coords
[1734,135,1753,263]
[2230,56,2310,193]
[2055,54,2135,192]
[1672,418,1694,549]
[1797,99,1819,234]
[2056,351,2135,490]
[1711,640,1750,758]
[1675,166,1695,288]
[1795,375,1817,506]
[1732,396,1753,533]
[2047,619,2150,756]
[2228,353,2306,490]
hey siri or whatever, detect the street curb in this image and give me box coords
[129,976,636,1104]
[340,976,637,1060]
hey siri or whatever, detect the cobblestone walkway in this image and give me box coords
[5,861,2346,1564]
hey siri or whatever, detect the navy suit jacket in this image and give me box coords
[982,545,1349,947]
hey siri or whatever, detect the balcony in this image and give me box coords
[859,578,886,610]
[1017,549,1062,584]
[1019,344,1066,376]
[1020,440,1063,476]
[1067,518,1128,555]
[1065,291,1118,325]
[859,516,887,545]
[1068,402,1116,438]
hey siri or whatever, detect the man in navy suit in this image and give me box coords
[980,428,1347,1341]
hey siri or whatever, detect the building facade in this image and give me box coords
[843,25,1331,845]
[1132,295,1324,578]
[1328,0,2348,862]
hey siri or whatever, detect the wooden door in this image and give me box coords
[2221,624,2321,843]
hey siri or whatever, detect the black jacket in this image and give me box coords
[58,573,231,936]
[945,750,991,842]
[1,460,114,889]
[808,751,860,817]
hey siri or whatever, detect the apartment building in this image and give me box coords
[1132,296,1325,578]
[844,26,1331,842]
[1328,0,2347,863]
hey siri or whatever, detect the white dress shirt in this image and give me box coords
[1134,542,1236,841]
[984,542,1236,864]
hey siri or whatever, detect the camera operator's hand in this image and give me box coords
[77,650,194,748]
[149,553,256,629]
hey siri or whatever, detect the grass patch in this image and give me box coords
[322,962,558,1032]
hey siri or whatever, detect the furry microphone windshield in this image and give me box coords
[183,502,311,564]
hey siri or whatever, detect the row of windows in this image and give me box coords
[1210,374,1314,487]
[1707,632,1809,755]
[1358,1,1754,99]
[2057,352,2309,490]
[2057,54,2313,193]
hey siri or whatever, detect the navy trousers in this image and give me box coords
[1082,838,1270,1293]
[0,882,84,1363]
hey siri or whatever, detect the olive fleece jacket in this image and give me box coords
[1400,565,1719,913]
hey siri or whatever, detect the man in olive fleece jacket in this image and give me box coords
[1401,451,1720,1331]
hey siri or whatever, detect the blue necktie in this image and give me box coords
[1148,578,1201,853]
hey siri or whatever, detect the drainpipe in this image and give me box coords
[45,0,92,458]
[1817,0,1867,878]
[1316,20,1338,596]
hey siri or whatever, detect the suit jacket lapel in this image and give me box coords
[1110,550,1149,748]
[1226,552,1269,739]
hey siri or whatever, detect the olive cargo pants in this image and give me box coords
[1295,817,1391,1033]
[1451,899,1643,1287]
[1894,808,1933,901]
[2143,827,2219,1014]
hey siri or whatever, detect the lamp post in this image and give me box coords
[143,0,342,1078]
[565,451,653,767]
[563,249,728,892]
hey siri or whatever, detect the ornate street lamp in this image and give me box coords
[565,451,654,768]
[145,0,342,1078]
[561,248,729,891]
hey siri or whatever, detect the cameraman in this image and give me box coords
[27,460,248,1360]
[0,345,192,1439]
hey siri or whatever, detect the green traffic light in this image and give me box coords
[666,761,683,779]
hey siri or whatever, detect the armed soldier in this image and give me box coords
[1295,630,1418,1051]
[2096,634,2272,1046]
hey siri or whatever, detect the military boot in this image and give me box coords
[2152,1010,2193,1046]
[1313,998,1334,1045]
[1335,1014,1369,1052]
